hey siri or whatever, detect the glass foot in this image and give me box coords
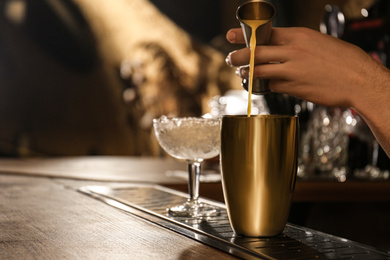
[168,200,220,218]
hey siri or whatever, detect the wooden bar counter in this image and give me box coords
[0,157,239,259]
[0,156,389,259]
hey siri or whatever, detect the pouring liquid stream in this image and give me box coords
[242,19,268,117]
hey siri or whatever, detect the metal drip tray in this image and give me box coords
[79,185,390,260]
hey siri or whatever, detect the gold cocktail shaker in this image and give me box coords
[220,115,299,237]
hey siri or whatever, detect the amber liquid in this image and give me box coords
[242,19,268,116]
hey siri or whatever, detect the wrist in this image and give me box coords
[350,57,389,116]
[351,62,390,157]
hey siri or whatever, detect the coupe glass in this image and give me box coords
[153,116,221,218]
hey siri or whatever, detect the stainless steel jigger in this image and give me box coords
[236,0,276,95]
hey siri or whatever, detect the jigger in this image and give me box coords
[236,0,276,95]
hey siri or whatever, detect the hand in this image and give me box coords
[225,27,390,158]
[225,27,387,109]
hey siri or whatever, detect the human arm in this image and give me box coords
[225,27,390,157]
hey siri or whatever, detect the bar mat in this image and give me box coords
[79,184,390,260]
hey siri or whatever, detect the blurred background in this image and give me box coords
[0,0,390,250]
[1,0,388,158]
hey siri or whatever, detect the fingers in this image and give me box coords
[226,28,294,67]
[236,62,288,80]
[225,27,299,83]
[226,48,250,67]
[226,27,294,44]
[269,27,290,45]
[227,45,289,67]
[227,27,294,45]
[226,28,246,44]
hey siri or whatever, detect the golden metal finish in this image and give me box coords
[220,115,299,237]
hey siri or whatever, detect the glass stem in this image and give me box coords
[187,160,201,203]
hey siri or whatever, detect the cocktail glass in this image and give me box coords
[153,116,220,218]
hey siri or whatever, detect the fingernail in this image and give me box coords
[235,67,241,76]
[235,67,248,78]
[225,52,233,66]
[227,31,237,42]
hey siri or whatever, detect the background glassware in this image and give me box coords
[298,105,388,181]
[299,106,349,181]
[208,90,269,118]
[220,115,299,237]
[153,116,220,217]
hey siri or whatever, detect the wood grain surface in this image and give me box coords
[1,156,390,258]
[0,174,238,259]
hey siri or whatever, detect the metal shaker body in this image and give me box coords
[236,1,276,95]
[220,115,299,237]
